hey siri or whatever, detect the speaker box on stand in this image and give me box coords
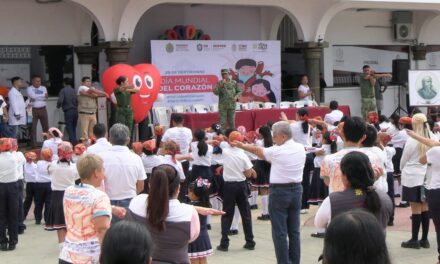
[391,59,409,115]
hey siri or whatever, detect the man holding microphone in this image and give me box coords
[213,69,242,131]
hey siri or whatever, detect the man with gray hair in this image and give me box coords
[98,123,146,219]
[232,121,306,264]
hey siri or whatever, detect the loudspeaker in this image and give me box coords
[392,59,409,84]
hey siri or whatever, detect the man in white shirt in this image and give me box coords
[8,77,27,138]
[98,123,146,221]
[10,139,26,234]
[324,100,344,125]
[86,123,111,154]
[27,75,49,147]
[234,121,306,264]
[161,113,193,201]
[77,76,107,140]
[216,131,256,252]
[0,138,20,251]
[0,94,10,137]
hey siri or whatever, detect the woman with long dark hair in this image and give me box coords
[315,151,393,230]
[128,164,223,264]
[322,210,392,264]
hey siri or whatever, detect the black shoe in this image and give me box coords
[207,224,211,230]
[250,205,258,210]
[387,222,394,227]
[18,229,25,235]
[227,229,239,235]
[257,214,270,221]
[216,244,228,252]
[311,232,325,238]
[401,239,421,249]
[35,220,41,225]
[8,244,16,251]
[0,243,7,251]
[396,203,409,208]
[419,240,430,249]
[243,242,256,250]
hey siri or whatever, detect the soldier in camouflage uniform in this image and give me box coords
[114,76,140,136]
[359,65,391,119]
[213,69,242,130]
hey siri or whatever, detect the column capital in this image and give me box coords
[101,41,134,66]
[74,46,101,65]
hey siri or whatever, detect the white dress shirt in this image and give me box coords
[263,139,306,184]
[0,95,7,116]
[157,155,186,180]
[77,85,90,95]
[49,161,79,191]
[324,109,344,125]
[42,137,63,161]
[391,130,408,149]
[140,154,162,174]
[13,151,26,180]
[222,147,253,182]
[0,152,19,183]
[298,84,312,101]
[426,146,440,190]
[190,142,213,166]
[27,85,48,108]
[86,138,112,154]
[35,160,51,183]
[24,162,38,183]
[162,127,193,155]
[400,138,427,188]
[290,122,312,147]
[99,145,146,200]
[8,87,27,125]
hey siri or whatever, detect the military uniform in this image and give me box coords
[213,69,242,130]
[114,87,134,134]
[359,73,377,119]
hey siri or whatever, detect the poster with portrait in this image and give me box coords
[408,70,440,106]
[151,40,281,107]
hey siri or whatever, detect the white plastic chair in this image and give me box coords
[292,101,305,108]
[210,103,219,112]
[263,102,277,109]
[153,107,171,128]
[249,102,265,109]
[236,102,250,111]
[280,101,294,109]
[192,104,210,113]
[172,105,190,113]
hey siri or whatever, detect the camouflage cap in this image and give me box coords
[221,69,229,74]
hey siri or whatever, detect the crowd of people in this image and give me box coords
[1,71,440,264]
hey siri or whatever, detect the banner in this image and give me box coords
[151,40,281,107]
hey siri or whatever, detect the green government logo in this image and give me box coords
[166,43,174,53]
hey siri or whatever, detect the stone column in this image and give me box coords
[101,41,134,66]
[295,42,328,103]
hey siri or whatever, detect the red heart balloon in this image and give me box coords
[102,64,161,124]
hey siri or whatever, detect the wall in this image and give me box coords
[128,4,283,64]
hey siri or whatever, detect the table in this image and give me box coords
[173,106,351,131]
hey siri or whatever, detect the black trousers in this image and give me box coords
[34,182,52,223]
[386,172,395,223]
[220,181,254,246]
[23,182,35,219]
[427,189,440,261]
[17,180,25,231]
[301,153,314,209]
[178,161,190,203]
[0,182,19,245]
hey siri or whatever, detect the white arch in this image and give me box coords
[268,10,303,41]
[69,0,111,40]
[118,0,305,41]
[417,11,440,42]
[315,1,440,42]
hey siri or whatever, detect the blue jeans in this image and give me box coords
[269,183,303,264]
[64,109,78,145]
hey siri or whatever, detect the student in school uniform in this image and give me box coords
[10,139,26,234]
[23,151,37,222]
[34,148,53,225]
[42,127,63,161]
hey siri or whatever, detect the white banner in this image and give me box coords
[333,46,408,73]
[408,70,440,106]
[151,40,281,107]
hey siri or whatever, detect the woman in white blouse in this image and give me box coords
[42,127,63,161]
[297,75,313,101]
[400,113,434,249]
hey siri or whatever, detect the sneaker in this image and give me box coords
[0,243,7,251]
[8,244,16,251]
[250,205,258,210]
[419,240,430,249]
[300,209,308,214]
[401,239,421,249]
[227,229,239,235]
[216,244,228,252]
[310,232,325,238]
[387,221,394,227]
[243,242,256,250]
[257,214,270,221]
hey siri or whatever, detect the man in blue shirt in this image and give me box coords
[57,77,78,145]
